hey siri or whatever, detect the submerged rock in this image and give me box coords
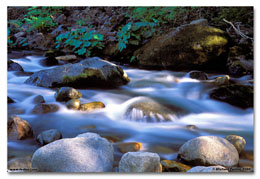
[134,24,230,70]
[8,115,33,140]
[209,84,253,109]
[124,97,179,122]
[79,101,105,112]
[116,142,142,153]
[187,166,228,173]
[31,103,59,114]
[225,135,246,154]
[36,129,62,146]
[66,99,81,110]
[177,136,239,167]
[31,132,114,172]
[119,152,162,172]
[161,160,191,172]
[55,87,82,102]
[25,57,130,88]
[33,95,45,104]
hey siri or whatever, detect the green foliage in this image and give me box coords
[7,28,15,48]
[116,21,157,52]
[24,6,62,32]
[116,7,181,52]
[126,7,178,24]
[55,28,104,57]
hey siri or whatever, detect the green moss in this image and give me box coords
[203,35,228,46]
[62,69,105,84]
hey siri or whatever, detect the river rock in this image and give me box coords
[8,96,15,104]
[33,95,45,104]
[134,24,230,70]
[116,142,142,153]
[124,96,179,122]
[213,75,230,86]
[79,101,105,112]
[161,160,191,172]
[31,132,114,172]
[209,84,253,109]
[55,55,77,61]
[8,59,24,72]
[187,166,228,173]
[66,99,81,110]
[24,57,130,88]
[225,135,246,154]
[177,136,239,167]
[188,71,208,80]
[31,103,59,114]
[55,87,82,102]
[36,129,62,146]
[119,152,162,172]
[8,115,33,140]
[8,156,32,171]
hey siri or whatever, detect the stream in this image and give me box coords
[7,53,254,165]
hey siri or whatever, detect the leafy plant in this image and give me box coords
[24,6,62,32]
[126,7,178,24]
[116,21,157,52]
[55,28,104,57]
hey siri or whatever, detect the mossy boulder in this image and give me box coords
[134,24,231,70]
[24,57,130,88]
[209,84,253,109]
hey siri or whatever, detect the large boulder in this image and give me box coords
[31,132,114,172]
[8,115,33,140]
[119,152,162,172]
[209,84,253,109]
[134,24,230,70]
[24,57,130,88]
[177,136,239,167]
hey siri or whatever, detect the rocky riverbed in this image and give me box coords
[7,51,253,172]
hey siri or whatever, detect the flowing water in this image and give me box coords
[8,53,254,164]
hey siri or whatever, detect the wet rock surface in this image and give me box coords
[177,136,239,167]
[36,129,62,146]
[209,84,253,109]
[8,115,33,140]
[32,132,114,172]
[55,87,82,102]
[119,152,162,172]
[24,57,130,88]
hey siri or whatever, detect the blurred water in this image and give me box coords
[8,55,254,160]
